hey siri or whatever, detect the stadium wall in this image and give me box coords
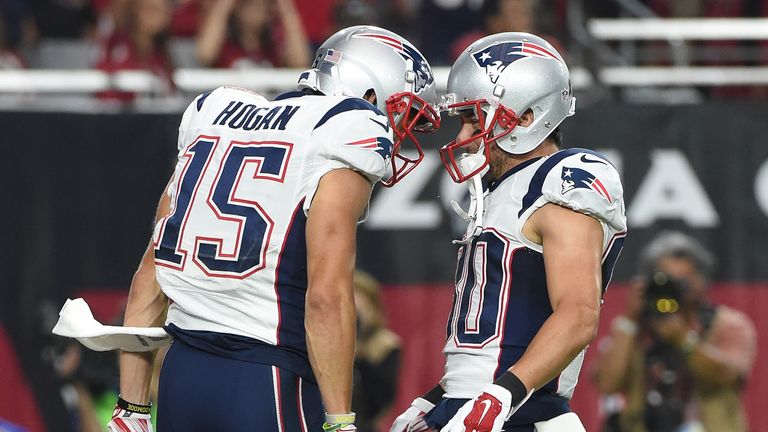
[1,102,767,431]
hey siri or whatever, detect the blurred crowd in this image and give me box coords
[1,0,768,102]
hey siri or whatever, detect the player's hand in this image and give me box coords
[440,384,512,432]
[389,397,436,432]
[441,370,533,432]
[107,396,153,432]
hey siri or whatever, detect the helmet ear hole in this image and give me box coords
[363,88,377,106]
[519,109,535,127]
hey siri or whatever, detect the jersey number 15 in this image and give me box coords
[154,135,293,279]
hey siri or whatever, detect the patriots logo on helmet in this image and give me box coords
[353,33,434,92]
[344,136,393,160]
[561,166,612,202]
[472,41,560,84]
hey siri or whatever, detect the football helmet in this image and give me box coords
[298,25,440,186]
[440,32,575,183]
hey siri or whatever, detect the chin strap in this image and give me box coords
[450,152,488,245]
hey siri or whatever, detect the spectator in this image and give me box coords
[593,231,757,432]
[417,0,481,65]
[169,0,215,38]
[0,6,25,69]
[28,0,96,39]
[196,0,310,69]
[449,0,565,62]
[94,0,175,103]
[352,271,401,432]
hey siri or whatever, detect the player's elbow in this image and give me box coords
[569,303,601,349]
[129,262,156,293]
[305,285,345,315]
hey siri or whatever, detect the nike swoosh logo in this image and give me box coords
[369,117,390,132]
[580,154,606,165]
[478,399,493,421]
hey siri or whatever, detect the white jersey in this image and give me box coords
[441,148,627,423]
[153,87,393,358]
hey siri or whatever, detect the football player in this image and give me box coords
[391,32,627,432]
[109,25,439,432]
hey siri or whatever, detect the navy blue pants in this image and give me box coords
[157,340,324,431]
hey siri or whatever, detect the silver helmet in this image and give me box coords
[439,32,575,183]
[298,25,440,186]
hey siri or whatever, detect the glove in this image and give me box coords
[389,397,436,432]
[440,372,532,432]
[323,413,356,432]
[107,396,153,432]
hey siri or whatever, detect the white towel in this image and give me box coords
[52,298,171,352]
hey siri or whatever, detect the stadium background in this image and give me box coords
[1,0,767,431]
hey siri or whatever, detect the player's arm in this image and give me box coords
[108,181,172,432]
[511,203,603,392]
[306,168,372,420]
[118,181,172,404]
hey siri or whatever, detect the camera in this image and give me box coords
[643,272,688,318]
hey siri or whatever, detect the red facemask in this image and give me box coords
[439,99,519,183]
[381,92,441,187]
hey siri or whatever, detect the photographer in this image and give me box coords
[593,231,756,432]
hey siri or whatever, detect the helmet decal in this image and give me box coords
[472,41,560,84]
[353,33,435,92]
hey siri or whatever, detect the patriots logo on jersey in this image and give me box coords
[561,166,612,202]
[353,33,434,92]
[472,41,560,84]
[344,136,393,160]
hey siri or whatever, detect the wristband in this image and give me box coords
[324,413,355,425]
[493,371,528,406]
[116,396,152,415]
[422,384,445,405]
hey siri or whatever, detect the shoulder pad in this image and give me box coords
[311,99,393,184]
[520,148,626,231]
[314,97,385,131]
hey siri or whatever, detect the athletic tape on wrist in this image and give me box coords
[324,413,355,425]
[493,371,528,407]
[422,384,445,405]
[117,396,152,414]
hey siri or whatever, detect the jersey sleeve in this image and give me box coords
[301,98,393,216]
[518,149,627,247]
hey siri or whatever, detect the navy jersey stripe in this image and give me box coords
[601,233,626,294]
[495,248,550,380]
[518,148,610,217]
[274,90,310,101]
[275,200,309,355]
[196,91,212,111]
[313,98,384,130]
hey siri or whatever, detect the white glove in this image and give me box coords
[390,397,436,432]
[440,383,531,432]
[107,398,153,432]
